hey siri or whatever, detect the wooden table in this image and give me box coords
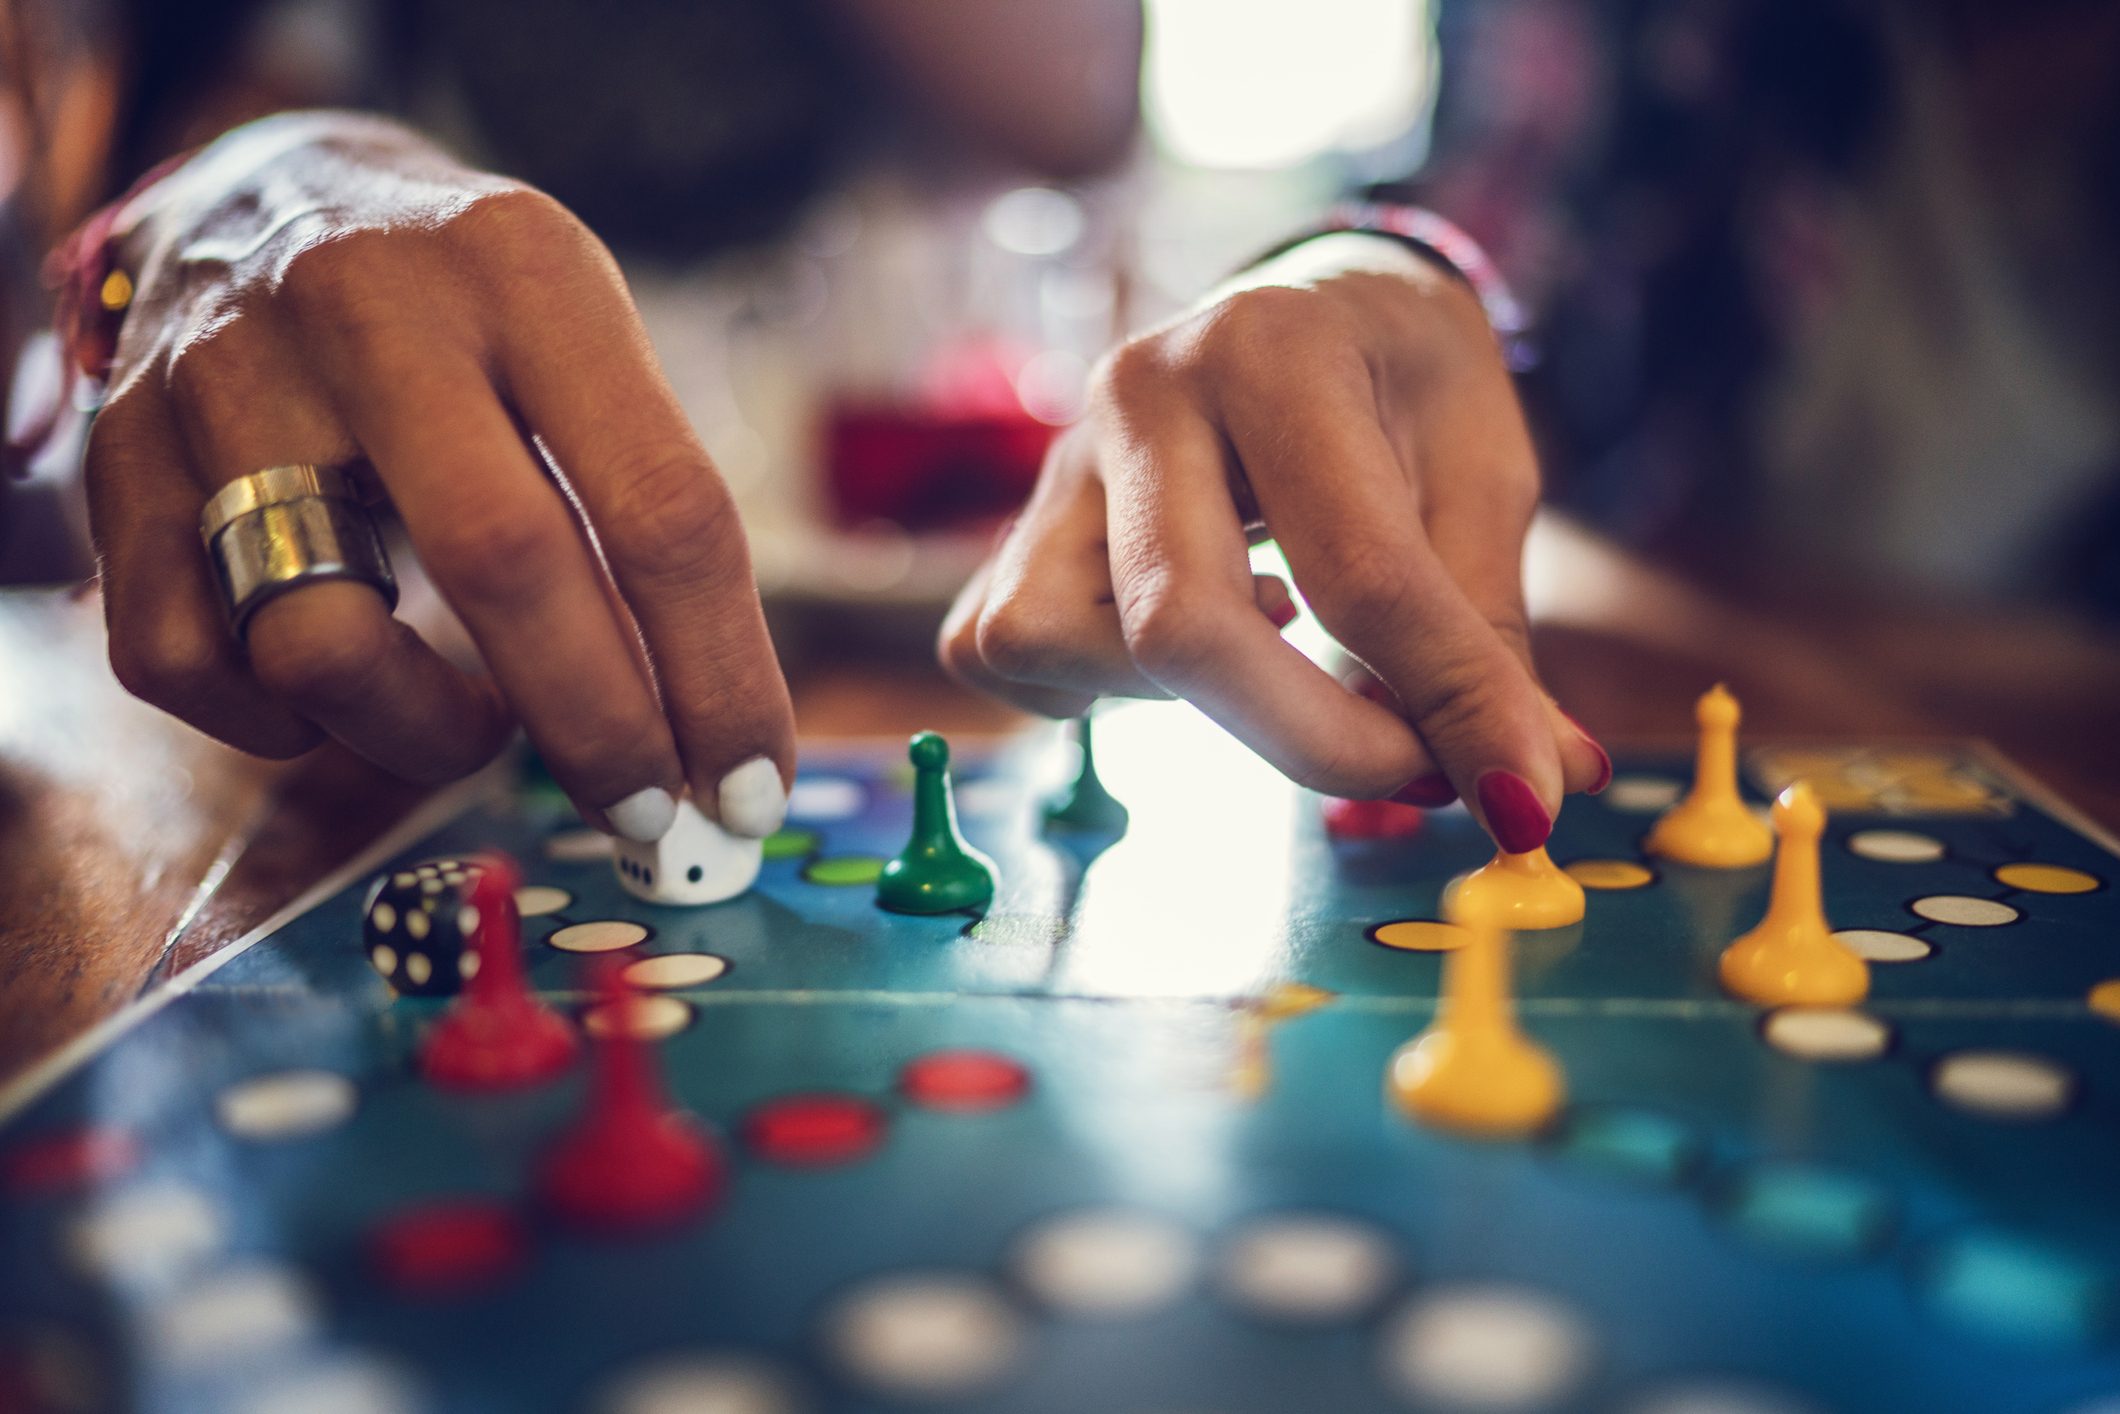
[4,517,2116,1090]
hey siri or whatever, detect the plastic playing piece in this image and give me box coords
[1719,783,1869,1007]
[536,959,725,1232]
[1646,684,1774,868]
[418,856,577,1091]
[876,732,997,915]
[1388,891,1565,1137]
[613,797,762,906]
[1447,848,1585,929]
[1042,714,1129,833]
[1321,797,1426,841]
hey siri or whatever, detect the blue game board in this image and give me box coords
[2,705,2117,1414]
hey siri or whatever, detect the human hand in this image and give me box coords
[940,233,1607,851]
[87,113,794,841]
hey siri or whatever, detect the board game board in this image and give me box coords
[4,704,2119,1414]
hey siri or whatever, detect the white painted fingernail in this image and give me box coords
[604,786,677,843]
[717,756,788,839]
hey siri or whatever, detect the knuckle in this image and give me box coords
[1410,664,1510,748]
[452,186,612,286]
[597,448,736,581]
[1120,582,1216,684]
[936,606,986,685]
[1198,287,1321,374]
[1090,335,1173,412]
[109,617,222,710]
[278,228,397,318]
[1303,533,1420,637]
[973,601,1067,683]
[422,505,574,609]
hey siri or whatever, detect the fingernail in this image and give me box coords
[717,756,788,839]
[1267,599,1299,629]
[1560,709,1613,794]
[1475,769,1552,854]
[1391,772,1458,807]
[604,786,678,843]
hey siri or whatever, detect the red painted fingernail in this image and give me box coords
[1475,770,1552,854]
[1391,772,1458,808]
[1560,710,1613,793]
[1266,599,1299,629]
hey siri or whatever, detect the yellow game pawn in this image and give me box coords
[1387,895,1565,1137]
[1646,684,1774,868]
[1718,782,1868,1006]
[1447,847,1586,930]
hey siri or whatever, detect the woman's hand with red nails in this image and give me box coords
[939,232,1607,850]
[86,112,795,841]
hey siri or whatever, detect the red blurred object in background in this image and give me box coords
[824,404,1053,531]
[823,334,1060,532]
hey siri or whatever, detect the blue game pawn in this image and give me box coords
[876,732,997,915]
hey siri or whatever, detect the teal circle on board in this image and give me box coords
[1715,1163,1895,1261]
[1915,1230,2115,1348]
[1550,1106,1703,1187]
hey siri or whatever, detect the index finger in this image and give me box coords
[1218,372,1567,848]
[1096,387,1440,796]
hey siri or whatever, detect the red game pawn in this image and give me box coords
[418,856,577,1091]
[1322,797,1427,841]
[535,960,725,1233]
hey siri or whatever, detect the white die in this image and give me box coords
[612,799,762,905]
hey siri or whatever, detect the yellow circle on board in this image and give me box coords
[1994,863,2100,895]
[2088,980,2120,1023]
[1564,859,1655,891]
[1369,920,1467,952]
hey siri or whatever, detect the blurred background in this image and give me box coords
[3,0,2118,651]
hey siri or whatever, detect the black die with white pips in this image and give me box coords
[362,858,490,997]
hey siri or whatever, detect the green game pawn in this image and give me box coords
[1042,714,1129,834]
[876,732,997,915]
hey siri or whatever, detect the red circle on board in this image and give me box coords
[1321,797,1426,841]
[898,1050,1031,1111]
[367,1198,528,1297]
[0,1127,140,1195]
[742,1094,888,1166]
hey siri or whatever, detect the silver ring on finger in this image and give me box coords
[199,463,397,639]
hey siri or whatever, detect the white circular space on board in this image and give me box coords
[1834,929,1933,963]
[1762,1008,1892,1063]
[67,1182,225,1285]
[147,1262,317,1367]
[1932,1050,2075,1120]
[1218,1213,1399,1323]
[1380,1285,1595,1409]
[215,1070,358,1140]
[1603,777,1683,813]
[597,1353,804,1414]
[1910,895,2020,927]
[787,779,865,821]
[823,1273,1026,1399]
[1011,1209,1197,1318]
[1845,830,1946,864]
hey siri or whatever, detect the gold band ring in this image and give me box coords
[199,464,397,638]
